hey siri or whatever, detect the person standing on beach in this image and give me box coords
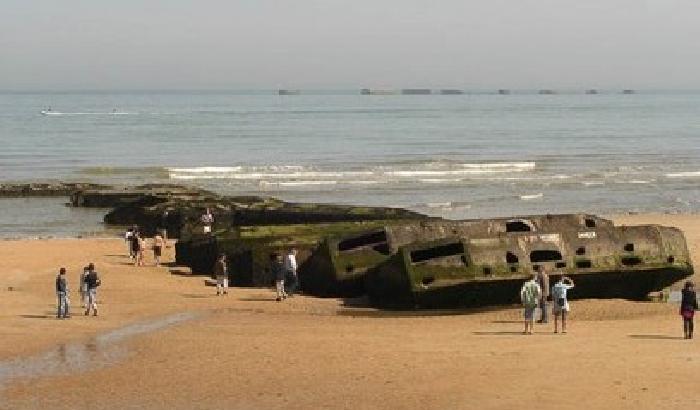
[551,276,575,334]
[153,232,165,267]
[214,253,229,296]
[125,227,135,258]
[271,253,287,301]
[680,281,698,339]
[536,266,550,324]
[201,208,214,234]
[84,263,101,316]
[283,248,298,296]
[79,266,90,308]
[56,268,70,319]
[520,273,541,334]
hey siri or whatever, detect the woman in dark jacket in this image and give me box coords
[680,281,698,339]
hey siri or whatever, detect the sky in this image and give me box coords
[2,0,700,90]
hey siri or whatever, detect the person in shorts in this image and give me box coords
[520,273,541,335]
[551,276,575,334]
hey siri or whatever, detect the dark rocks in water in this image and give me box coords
[0,182,110,198]
[70,184,212,208]
[365,221,693,309]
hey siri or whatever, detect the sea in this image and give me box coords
[1,90,699,238]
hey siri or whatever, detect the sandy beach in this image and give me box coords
[0,213,698,409]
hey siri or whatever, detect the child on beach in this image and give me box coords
[551,276,575,334]
[55,268,70,319]
[520,273,541,334]
[680,281,698,339]
[153,232,164,267]
[214,253,228,296]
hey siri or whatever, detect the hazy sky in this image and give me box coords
[2,0,700,90]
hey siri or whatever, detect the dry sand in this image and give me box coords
[1,214,699,409]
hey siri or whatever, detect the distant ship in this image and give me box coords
[278,89,301,95]
[538,89,556,95]
[439,89,464,95]
[585,89,599,95]
[401,89,432,95]
[497,89,511,95]
[360,89,396,95]
[622,89,635,94]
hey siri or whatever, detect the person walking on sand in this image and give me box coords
[214,253,229,296]
[56,268,70,319]
[536,266,550,324]
[520,273,541,335]
[680,281,698,339]
[79,266,90,308]
[125,227,135,258]
[201,208,214,234]
[552,276,575,334]
[84,263,101,316]
[283,248,299,297]
[131,231,141,265]
[272,253,287,301]
[153,232,165,267]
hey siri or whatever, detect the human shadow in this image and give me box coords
[239,297,278,302]
[180,294,212,299]
[491,320,523,324]
[473,331,532,336]
[628,334,685,340]
[20,314,52,319]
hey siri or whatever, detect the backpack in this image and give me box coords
[521,281,539,307]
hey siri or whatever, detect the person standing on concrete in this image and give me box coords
[56,268,70,319]
[283,248,299,296]
[536,266,550,324]
[520,273,541,335]
[551,276,575,334]
[214,253,228,296]
[680,281,698,339]
[271,253,287,301]
[84,263,101,316]
[201,208,214,234]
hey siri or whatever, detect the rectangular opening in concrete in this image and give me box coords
[621,256,642,266]
[338,230,388,252]
[529,250,563,262]
[576,259,592,269]
[410,242,464,264]
[506,220,532,232]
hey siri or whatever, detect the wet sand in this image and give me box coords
[1,214,699,409]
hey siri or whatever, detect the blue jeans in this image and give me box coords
[539,297,548,322]
[57,291,70,318]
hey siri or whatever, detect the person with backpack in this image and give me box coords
[84,263,101,316]
[551,276,575,334]
[520,273,541,335]
[680,281,698,339]
[55,267,70,319]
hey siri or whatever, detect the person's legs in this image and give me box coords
[276,280,284,301]
[57,293,62,318]
[540,298,548,323]
[88,289,98,316]
[223,277,228,295]
[561,310,568,333]
[216,276,222,295]
[554,311,559,333]
[684,318,690,339]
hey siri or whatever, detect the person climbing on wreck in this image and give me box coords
[680,281,698,339]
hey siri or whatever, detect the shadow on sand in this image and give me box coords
[628,334,685,340]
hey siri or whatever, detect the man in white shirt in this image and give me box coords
[283,248,299,296]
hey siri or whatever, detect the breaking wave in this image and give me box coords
[666,171,700,178]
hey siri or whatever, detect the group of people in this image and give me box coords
[520,266,574,334]
[271,249,298,301]
[125,226,166,267]
[55,263,101,319]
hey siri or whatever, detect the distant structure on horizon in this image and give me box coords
[439,89,464,95]
[401,89,432,95]
[622,89,635,94]
[278,89,301,95]
[360,89,396,95]
[538,89,556,95]
[585,89,599,95]
[497,89,511,95]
